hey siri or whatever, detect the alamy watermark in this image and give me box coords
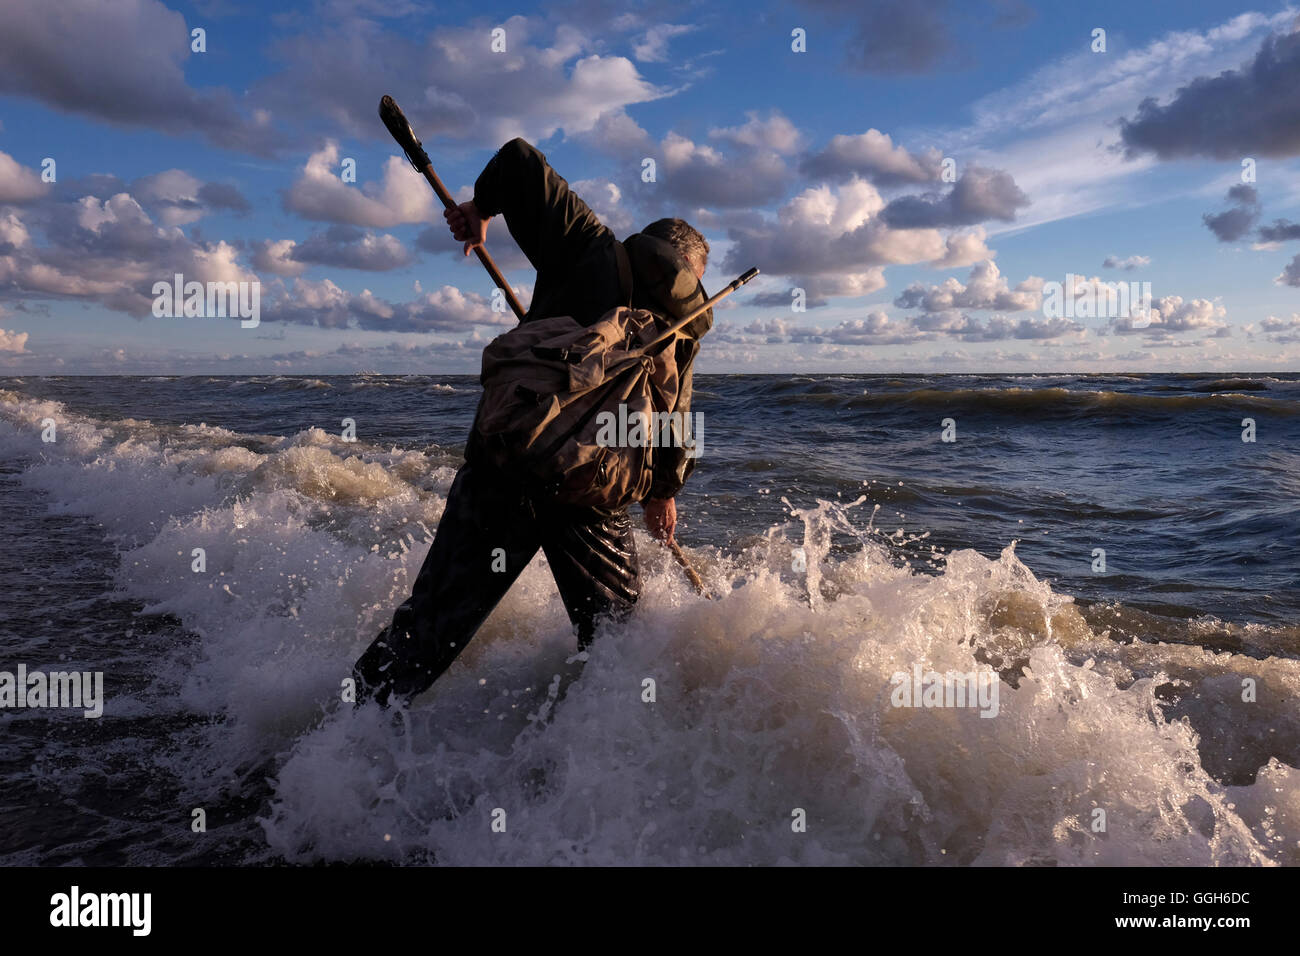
[595,404,704,459]
[50,886,150,936]
[151,273,260,328]
[890,663,999,718]
[1042,275,1151,327]
[0,664,104,718]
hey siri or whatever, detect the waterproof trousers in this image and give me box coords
[353,462,640,706]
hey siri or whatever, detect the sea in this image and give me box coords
[1,372,1297,865]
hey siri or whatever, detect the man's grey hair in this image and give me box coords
[641,218,709,275]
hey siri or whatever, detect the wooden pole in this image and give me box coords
[668,540,712,599]
[378,95,526,321]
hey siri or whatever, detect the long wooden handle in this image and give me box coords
[668,539,712,599]
[414,160,526,322]
[378,95,526,322]
[641,266,759,353]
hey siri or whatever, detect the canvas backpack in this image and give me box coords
[471,242,696,510]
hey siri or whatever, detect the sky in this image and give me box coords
[2,0,1300,374]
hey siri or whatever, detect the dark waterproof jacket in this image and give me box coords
[468,137,710,500]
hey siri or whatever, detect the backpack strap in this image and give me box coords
[613,239,633,308]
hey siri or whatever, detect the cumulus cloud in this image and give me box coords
[1276,253,1300,287]
[741,304,1082,348]
[890,264,1222,342]
[1107,295,1228,336]
[1257,219,1300,242]
[284,141,435,227]
[0,151,49,203]
[809,313,932,346]
[0,189,259,317]
[1204,206,1259,242]
[130,170,251,226]
[0,211,31,253]
[1113,350,1157,362]
[893,259,1041,313]
[745,313,926,345]
[251,239,307,278]
[712,112,803,154]
[722,178,995,302]
[0,0,277,153]
[1119,27,1300,160]
[745,313,929,346]
[260,14,666,149]
[1103,254,1151,270]
[197,182,252,214]
[1202,184,1259,242]
[570,178,636,235]
[131,170,208,226]
[932,228,995,268]
[265,277,512,333]
[741,318,788,344]
[800,129,943,186]
[576,109,655,154]
[911,311,1083,341]
[0,328,29,352]
[286,226,413,271]
[1259,313,1300,342]
[642,113,800,209]
[881,166,1029,228]
[0,334,501,375]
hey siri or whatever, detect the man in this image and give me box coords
[353,137,712,707]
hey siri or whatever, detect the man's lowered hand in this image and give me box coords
[643,497,677,544]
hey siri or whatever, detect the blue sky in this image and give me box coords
[2,0,1300,373]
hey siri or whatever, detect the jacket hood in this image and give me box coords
[622,233,712,340]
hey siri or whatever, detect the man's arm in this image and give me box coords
[471,138,613,277]
[643,336,701,542]
[650,337,700,499]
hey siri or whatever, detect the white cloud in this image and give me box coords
[252,239,308,277]
[926,9,1296,232]
[0,0,276,152]
[1108,295,1228,336]
[801,129,943,185]
[712,112,803,155]
[0,190,259,317]
[128,171,250,226]
[1276,252,1300,287]
[571,178,635,234]
[633,24,695,63]
[0,151,49,203]
[284,141,435,227]
[1259,313,1300,343]
[266,277,511,333]
[894,259,1041,313]
[0,211,31,249]
[724,178,998,301]
[0,328,29,352]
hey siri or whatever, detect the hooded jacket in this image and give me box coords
[468,137,710,501]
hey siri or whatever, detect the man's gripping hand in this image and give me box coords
[444,200,491,256]
[643,497,677,544]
